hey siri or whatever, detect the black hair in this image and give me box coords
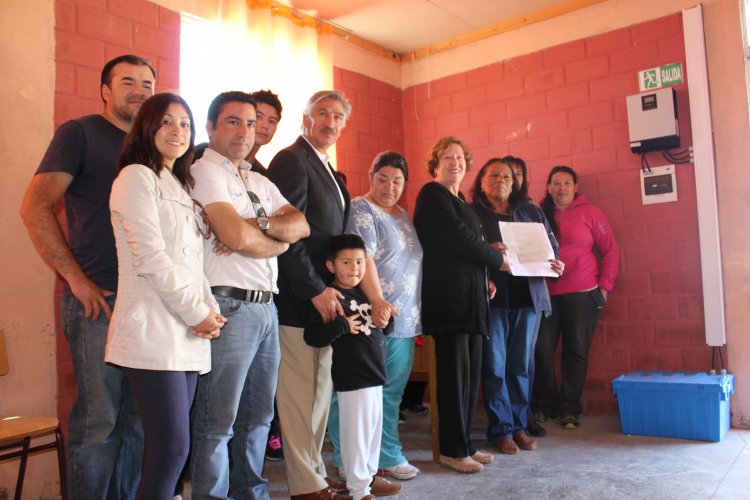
[326,234,366,262]
[100,54,156,103]
[117,93,196,187]
[251,90,283,120]
[540,165,579,237]
[371,150,409,181]
[470,158,526,211]
[501,155,529,197]
[193,142,209,162]
[207,91,257,127]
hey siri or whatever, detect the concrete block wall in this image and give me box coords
[336,13,706,414]
[53,0,180,431]
[334,67,404,198]
[55,0,179,126]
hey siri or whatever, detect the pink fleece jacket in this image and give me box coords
[547,194,619,296]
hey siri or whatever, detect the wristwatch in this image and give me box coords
[257,216,270,233]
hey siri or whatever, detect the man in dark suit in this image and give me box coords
[267,90,398,500]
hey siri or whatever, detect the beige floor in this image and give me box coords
[181,406,750,499]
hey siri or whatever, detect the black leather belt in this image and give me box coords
[211,286,273,304]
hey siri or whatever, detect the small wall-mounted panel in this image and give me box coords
[627,87,680,153]
[641,164,677,205]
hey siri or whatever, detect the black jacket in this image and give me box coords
[413,182,503,336]
[267,136,350,326]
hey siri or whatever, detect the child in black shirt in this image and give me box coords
[304,234,393,500]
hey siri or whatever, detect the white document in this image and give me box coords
[498,221,557,277]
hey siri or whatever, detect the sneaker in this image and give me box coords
[265,434,284,461]
[560,414,580,430]
[527,418,547,437]
[532,410,547,423]
[407,404,429,415]
[378,461,421,480]
[398,411,406,424]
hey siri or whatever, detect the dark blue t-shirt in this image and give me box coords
[36,114,125,291]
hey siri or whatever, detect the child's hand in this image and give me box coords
[346,314,369,335]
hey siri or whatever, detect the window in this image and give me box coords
[179,7,332,165]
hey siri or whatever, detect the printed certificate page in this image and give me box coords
[498,221,557,277]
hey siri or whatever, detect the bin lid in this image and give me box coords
[612,370,734,395]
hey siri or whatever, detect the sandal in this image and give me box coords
[471,451,494,464]
[439,455,483,473]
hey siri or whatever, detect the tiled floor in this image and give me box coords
[184,408,750,499]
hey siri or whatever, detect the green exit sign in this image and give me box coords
[638,63,684,91]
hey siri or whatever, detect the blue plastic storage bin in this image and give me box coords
[612,370,734,442]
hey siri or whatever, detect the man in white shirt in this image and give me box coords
[189,91,309,500]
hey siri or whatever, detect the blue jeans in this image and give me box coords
[61,292,143,500]
[329,337,415,470]
[191,298,280,500]
[482,307,540,441]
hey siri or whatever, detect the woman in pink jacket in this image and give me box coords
[532,166,619,430]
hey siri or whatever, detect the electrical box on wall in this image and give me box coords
[626,87,680,153]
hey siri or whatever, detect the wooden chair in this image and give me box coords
[409,335,440,462]
[0,329,68,500]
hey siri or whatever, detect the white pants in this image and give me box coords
[338,386,383,500]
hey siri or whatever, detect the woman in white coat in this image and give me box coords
[106,92,225,499]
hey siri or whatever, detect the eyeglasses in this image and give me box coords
[247,191,267,218]
[192,199,211,239]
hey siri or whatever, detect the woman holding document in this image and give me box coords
[470,158,562,454]
[533,165,619,430]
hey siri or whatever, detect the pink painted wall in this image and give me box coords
[334,67,404,198]
[45,2,740,421]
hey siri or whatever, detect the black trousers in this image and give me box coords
[123,368,197,500]
[433,333,482,457]
[533,289,604,416]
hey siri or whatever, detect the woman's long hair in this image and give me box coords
[117,92,196,188]
[470,158,527,212]
[501,155,529,197]
[540,165,578,237]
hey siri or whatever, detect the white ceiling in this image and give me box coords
[285,0,575,54]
